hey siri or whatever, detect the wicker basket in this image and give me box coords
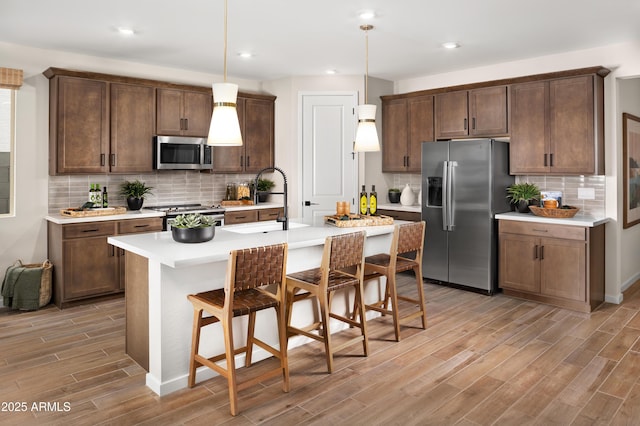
[5,260,53,308]
[60,206,126,217]
[324,214,394,227]
[529,206,580,218]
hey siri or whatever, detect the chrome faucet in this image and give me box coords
[254,166,288,230]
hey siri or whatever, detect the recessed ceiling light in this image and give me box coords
[117,27,136,36]
[326,69,338,75]
[442,42,460,49]
[238,52,253,59]
[359,10,376,20]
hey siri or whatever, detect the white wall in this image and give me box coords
[396,41,640,302]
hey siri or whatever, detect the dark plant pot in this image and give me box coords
[171,226,215,243]
[388,191,401,203]
[257,191,269,203]
[515,200,535,213]
[127,196,144,211]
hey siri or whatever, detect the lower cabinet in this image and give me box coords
[498,220,605,312]
[48,217,163,308]
[224,207,284,225]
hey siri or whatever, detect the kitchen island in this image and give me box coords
[107,219,396,396]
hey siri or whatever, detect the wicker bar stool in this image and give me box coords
[285,231,368,373]
[363,221,427,341]
[186,243,289,416]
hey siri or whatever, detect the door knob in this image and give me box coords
[304,201,319,206]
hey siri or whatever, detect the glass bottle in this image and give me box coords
[94,184,102,207]
[102,186,108,208]
[369,185,377,215]
[360,185,368,215]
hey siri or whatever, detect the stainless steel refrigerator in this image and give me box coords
[421,139,514,294]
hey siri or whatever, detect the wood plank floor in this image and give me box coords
[1,276,640,425]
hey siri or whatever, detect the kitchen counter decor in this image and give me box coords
[171,213,216,243]
[324,213,393,227]
[529,205,580,218]
[60,206,127,217]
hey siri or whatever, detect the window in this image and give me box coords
[0,68,22,216]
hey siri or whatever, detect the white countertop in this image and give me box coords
[108,217,398,268]
[495,211,610,227]
[377,203,421,213]
[222,202,284,212]
[45,209,165,224]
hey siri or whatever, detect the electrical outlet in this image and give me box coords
[578,187,595,200]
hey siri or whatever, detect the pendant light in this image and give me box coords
[207,0,242,146]
[354,24,380,152]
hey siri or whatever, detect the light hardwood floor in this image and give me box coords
[1,276,639,425]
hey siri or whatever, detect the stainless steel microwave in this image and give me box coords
[153,136,213,170]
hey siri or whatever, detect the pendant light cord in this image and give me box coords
[223,0,228,82]
[360,24,373,104]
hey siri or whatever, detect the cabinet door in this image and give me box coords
[549,76,595,174]
[382,98,408,172]
[244,98,274,173]
[62,237,119,300]
[540,237,586,302]
[212,98,245,172]
[110,83,155,173]
[182,90,212,137]
[469,86,508,137]
[225,210,259,225]
[499,233,540,293]
[53,77,109,174]
[510,81,549,174]
[408,96,434,172]
[156,88,184,135]
[435,91,468,139]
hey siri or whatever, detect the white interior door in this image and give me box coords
[300,93,358,219]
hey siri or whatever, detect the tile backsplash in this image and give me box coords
[48,171,257,213]
[392,173,606,217]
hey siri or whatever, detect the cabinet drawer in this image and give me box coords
[499,220,585,241]
[118,218,163,234]
[258,208,283,221]
[63,221,116,239]
[224,210,259,225]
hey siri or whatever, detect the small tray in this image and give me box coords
[60,206,127,217]
[529,206,580,218]
[324,214,393,227]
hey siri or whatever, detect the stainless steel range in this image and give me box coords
[145,204,225,230]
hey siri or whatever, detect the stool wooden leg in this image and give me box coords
[245,312,256,367]
[414,266,428,329]
[318,291,334,373]
[188,307,203,388]
[275,303,290,392]
[355,281,369,356]
[222,317,239,416]
[387,273,401,342]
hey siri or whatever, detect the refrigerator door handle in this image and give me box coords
[448,161,458,231]
[442,161,449,231]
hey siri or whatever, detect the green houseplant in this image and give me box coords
[120,180,153,210]
[388,188,401,203]
[171,213,216,243]
[507,182,541,213]
[256,178,276,202]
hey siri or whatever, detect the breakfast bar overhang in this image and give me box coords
[107,219,396,396]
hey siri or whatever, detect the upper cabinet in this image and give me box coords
[382,95,434,173]
[510,72,605,175]
[212,94,276,173]
[435,86,508,139]
[48,76,109,174]
[156,88,212,137]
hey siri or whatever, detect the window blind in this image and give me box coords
[0,67,23,90]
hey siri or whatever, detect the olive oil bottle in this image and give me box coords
[360,185,368,215]
[369,185,377,215]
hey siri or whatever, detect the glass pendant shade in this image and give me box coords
[207,82,242,146]
[354,104,380,152]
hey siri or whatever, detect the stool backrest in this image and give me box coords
[328,231,366,270]
[396,221,426,257]
[229,243,288,292]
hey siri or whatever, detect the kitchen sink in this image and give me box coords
[224,221,309,234]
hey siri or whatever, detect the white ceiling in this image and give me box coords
[2,0,639,82]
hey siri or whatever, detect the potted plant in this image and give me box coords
[171,213,216,243]
[120,180,153,211]
[388,188,401,203]
[506,182,541,213]
[256,178,276,202]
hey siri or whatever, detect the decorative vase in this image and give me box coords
[171,226,215,243]
[127,196,144,211]
[516,200,532,213]
[388,191,401,203]
[400,184,415,206]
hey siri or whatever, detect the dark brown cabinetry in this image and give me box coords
[48,76,109,174]
[212,95,276,173]
[510,74,605,175]
[381,96,433,173]
[435,86,508,139]
[48,217,163,308]
[110,83,156,173]
[224,207,284,225]
[377,209,421,222]
[498,220,605,313]
[156,88,212,137]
